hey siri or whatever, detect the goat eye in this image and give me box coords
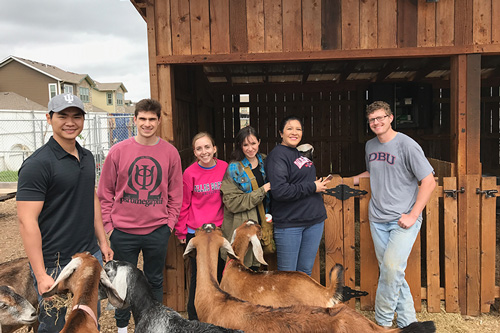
[0,303,7,309]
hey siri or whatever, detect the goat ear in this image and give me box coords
[42,257,82,298]
[222,238,239,261]
[99,269,126,308]
[183,240,196,258]
[230,229,237,244]
[249,234,268,265]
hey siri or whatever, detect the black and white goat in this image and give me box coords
[102,259,242,333]
[0,257,38,333]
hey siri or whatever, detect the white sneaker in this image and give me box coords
[117,327,127,333]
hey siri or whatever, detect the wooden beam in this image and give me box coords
[157,45,479,65]
[146,1,159,99]
[466,54,481,174]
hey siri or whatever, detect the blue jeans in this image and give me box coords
[32,250,103,333]
[110,225,170,328]
[370,219,421,328]
[273,221,324,275]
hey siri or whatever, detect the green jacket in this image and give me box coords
[221,160,267,267]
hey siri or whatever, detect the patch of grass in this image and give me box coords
[0,170,18,182]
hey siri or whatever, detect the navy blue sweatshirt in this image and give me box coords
[265,144,327,228]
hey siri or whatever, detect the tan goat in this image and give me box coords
[42,252,123,333]
[0,257,38,333]
[220,220,343,308]
[184,224,436,333]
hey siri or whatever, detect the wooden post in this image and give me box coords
[449,53,481,316]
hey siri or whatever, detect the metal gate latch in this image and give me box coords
[444,187,465,199]
[476,188,498,198]
[324,184,368,201]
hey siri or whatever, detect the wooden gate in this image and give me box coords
[316,175,499,313]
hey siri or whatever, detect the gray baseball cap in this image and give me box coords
[48,93,86,113]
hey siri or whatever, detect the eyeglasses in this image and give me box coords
[367,115,389,124]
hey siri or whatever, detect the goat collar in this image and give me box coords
[72,304,98,327]
[222,258,235,276]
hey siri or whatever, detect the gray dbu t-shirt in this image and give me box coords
[365,133,434,223]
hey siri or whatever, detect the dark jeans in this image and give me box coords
[32,250,103,333]
[110,225,170,328]
[186,232,224,321]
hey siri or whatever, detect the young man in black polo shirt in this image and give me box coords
[17,93,113,333]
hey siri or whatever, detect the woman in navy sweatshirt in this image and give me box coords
[265,115,330,275]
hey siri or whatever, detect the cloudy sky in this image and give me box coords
[0,0,149,102]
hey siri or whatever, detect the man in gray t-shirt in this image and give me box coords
[353,101,436,329]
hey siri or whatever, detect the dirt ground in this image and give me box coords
[1,198,499,332]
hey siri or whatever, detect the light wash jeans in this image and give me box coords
[370,219,421,328]
[32,250,103,333]
[273,221,324,275]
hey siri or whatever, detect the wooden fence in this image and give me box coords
[162,175,499,314]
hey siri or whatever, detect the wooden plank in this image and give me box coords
[479,177,496,312]
[147,2,159,99]
[397,0,418,48]
[155,0,172,56]
[342,176,356,308]
[302,0,322,51]
[164,236,185,311]
[465,175,481,315]
[190,0,210,54]
[406,232,421,312]
[282,0,302,52]
[426,181,440,312]
[156,44,476,65]
[210,0,231,54]
[492,0,500,44]
[170,0,191,55]
[324,176,344,283]
[466,54,481,175]
[473,0,491,45]
[230,0,248,53]
[321,0,342,50]
[359,178,377,310]
[377,0,397,48]
[264,0,283,52]
[455,0,473,46]
[341,0,360,50]
[443,177,460,313]
[360,0,377,49]
[157,65,175,143]
[417,0,436,47]
[436,0,454,46]
[246,0,265,53]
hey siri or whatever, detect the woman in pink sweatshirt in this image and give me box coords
[175,132,228,320]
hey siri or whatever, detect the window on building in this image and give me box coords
[79,87,90,103]
[107,92,113,105]
[48,83,57,99]
[64,84,73,94]
[117,93,123,106]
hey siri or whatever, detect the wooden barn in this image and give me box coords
[129,0,499,316]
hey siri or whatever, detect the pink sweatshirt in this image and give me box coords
[175,160,228,240]
[97,137,183,235]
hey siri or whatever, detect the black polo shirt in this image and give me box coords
[17,137,99,267]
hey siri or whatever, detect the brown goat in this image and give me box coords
[42,252,123,333]
[0,258,38,333]
[220,220,343,308]
[184,224,436,333]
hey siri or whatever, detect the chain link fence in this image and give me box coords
[0,110,136,183]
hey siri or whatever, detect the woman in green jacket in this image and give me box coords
[221,126,271,269]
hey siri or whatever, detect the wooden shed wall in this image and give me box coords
[139,0,500,60]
